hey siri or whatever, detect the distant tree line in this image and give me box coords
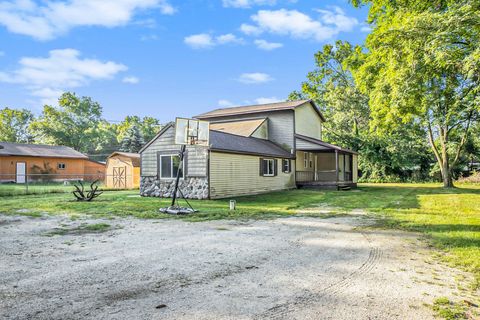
[290,0,480,187]
[0,92,162,161]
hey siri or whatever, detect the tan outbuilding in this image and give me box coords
[105,152,140,189]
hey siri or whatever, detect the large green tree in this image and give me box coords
[352,0,480,187]
[0,107,35,143]
[30,92,103,153]
[120,124,145,153]
[289,41,369,151]
[117,116,161,144]
[290,41,431,181]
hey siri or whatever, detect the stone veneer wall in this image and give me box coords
[140,176,209,199]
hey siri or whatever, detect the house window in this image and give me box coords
[160,155,183,179]
[262,159,275,177]
[57,163,66,170]
[304,152,308,168]
[282,159,291,173]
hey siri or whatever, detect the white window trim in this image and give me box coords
[58,163,66,170]
[304,152,308,169]
[159,154,184,180]
[263,158,275,177]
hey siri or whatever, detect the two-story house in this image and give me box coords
[139,100,358,199]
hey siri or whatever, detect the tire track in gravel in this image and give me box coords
[255,231,382,320]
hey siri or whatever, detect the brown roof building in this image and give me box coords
[0,142,105,183]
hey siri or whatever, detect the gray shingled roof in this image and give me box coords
[195,99,326,121]
[0,142,88,159]
[210,130,293,158]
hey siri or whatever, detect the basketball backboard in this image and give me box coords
[175,118,210,146]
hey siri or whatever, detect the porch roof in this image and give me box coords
[295,134,358,154]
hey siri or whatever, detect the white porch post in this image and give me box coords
[335,150,339,184]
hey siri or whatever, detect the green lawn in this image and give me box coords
[1,183,479,289]
[0,182,74,196]
[0,181,132,197]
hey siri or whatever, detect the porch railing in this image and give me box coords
[296,170,353,183]
[296,170,337,183]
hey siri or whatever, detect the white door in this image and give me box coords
[16,162,26,184]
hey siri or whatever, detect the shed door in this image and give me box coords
[113,166,127,189]
[16,162,26,184]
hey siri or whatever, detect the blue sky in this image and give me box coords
[0,0,369,123]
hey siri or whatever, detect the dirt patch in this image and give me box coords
[0,214,477,320]
[44,223,113,236]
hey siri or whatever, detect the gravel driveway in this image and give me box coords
[0,214,471,319]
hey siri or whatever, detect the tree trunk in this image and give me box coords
[440,140,454,188]
[442,161,454,188]
[427,122,455,188]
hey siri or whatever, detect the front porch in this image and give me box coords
[294,135,358,189]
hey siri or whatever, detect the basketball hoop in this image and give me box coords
[160,118,210,215]
[175,118,209,146]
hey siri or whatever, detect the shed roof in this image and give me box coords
[0,142,88,159]
[108,151,141,167]
[209,118,266,137]
[195,99,325,121]
[210,130,293,158]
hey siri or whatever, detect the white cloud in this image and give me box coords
[0,48,127,104]
[240,23,262,36]
[216,33,244,45]
[254,97,281,104]
[238,72,273,84]
[184,33,215,49]
[185,33,244,49]
[360,25,372,33]
[218,99,234,107]
[0,0,175,40]
[222,0,276,8]
[254,39,283,50]
[240,7,358,41]
[123,76,140,84]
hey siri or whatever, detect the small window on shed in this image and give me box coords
[58,163,66,170]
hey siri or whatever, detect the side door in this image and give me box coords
[16,162,26,184]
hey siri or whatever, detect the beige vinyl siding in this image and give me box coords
[206,110,295,151]
[296,151,315,171]
[209,152,296,199]
[294,102,323,140]
[141,126,208,177]
[250,120,268,139]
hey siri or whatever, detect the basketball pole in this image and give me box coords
[171,144,186,207]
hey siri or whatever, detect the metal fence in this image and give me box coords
[0,173,138,197]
